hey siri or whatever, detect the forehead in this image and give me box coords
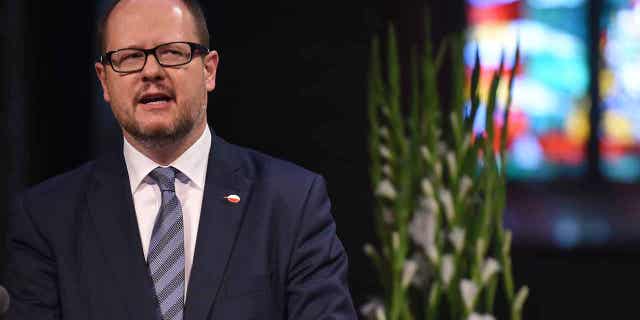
[104,0,199,51]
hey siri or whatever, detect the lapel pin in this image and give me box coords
[225,194,241,203]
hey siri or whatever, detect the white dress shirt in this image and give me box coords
[123,125,211,299]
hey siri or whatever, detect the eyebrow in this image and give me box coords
[106,41,191,52]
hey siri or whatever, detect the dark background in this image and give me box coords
[2,0,639,318]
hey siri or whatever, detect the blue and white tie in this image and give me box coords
[148,167,185,320]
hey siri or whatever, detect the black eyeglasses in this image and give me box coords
[99,41,210,73]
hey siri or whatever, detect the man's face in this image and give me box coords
[95,0,218,145]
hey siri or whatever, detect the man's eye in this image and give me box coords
[161,49,187,57]
[121,52,145,61]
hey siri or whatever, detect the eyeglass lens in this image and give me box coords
[111,42,193,72]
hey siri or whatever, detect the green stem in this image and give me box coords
[426,282,441,320]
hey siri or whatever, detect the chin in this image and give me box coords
[139,123,178,137]
[138,115,177,132]
[123,109,198,146]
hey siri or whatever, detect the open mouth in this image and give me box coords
[138,93,174,105]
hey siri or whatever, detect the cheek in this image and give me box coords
[108,80,136,109]
[176,74,207,106]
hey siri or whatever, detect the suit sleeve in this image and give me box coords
[4,194,61,320]
[285,175,357,319]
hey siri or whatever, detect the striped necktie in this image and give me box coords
[147,166,185,320]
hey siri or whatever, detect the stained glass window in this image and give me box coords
[466,0,590,180]
[600,0,640,182]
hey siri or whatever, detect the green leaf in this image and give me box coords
[450,33,465,148]
[484,273,499,313]
[466,45,481,133]
[484,51,504,158]
[410,46,420,143]
[386,23,407,158]
[511,286,529,320]
[500,43,520,171]
[427,282,441,320]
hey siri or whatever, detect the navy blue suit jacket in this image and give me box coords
[5,134,357,319]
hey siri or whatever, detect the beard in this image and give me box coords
[116,100,206,149]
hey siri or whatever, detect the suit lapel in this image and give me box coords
[87,151,159,320]
[184,134,253,320]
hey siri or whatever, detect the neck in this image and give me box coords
[123,121,207,166]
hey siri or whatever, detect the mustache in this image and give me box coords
[134,84,176,101]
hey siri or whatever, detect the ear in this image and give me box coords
[95,62,111,103]
[203,50,219,92]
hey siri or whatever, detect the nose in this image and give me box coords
[140,54,166,81]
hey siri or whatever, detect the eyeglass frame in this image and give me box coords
[98,41,210,73]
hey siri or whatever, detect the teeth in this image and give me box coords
[147,100,167,104]
[142,98,170,104]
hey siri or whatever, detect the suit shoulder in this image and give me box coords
[227,142,320,185]
[21,161,96,202]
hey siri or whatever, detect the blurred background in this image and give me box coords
[2,0,640,318]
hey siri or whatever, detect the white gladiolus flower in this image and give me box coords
[514,286,530,313]
[437,142,447,156]
[448,227,466,254]
[408,254,431,287]
[401,260,418,288]
[422,197,439,215]
[434,161,443,179]
[439,189,455,223]
[468,313,496,320]
[446,151,457,178]
[420,145,432,162]
[408,211,435,253]
[360,298,386,320]
[468,314,481,320]
[382,208,394,224]
[379,126,390,140]
[375,180,397,200]
[460,279,479,311]
[379,145,393,160]
[440,254,455,288]
[382,164,393,178]
[503,231,512,255]
[363,243,377,257]
[426,244,439,265]
[481,258,501,284]
[381,105,390,117]
[459,175,473,200]
[421,178,435,197]
[392,232,400,250]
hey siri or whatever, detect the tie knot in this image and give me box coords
[149,166,177,192]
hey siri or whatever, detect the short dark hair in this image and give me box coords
[97,0,210,53]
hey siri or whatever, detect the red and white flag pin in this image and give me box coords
[225,194,241,203]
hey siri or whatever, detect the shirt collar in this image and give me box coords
[123,125,212,193]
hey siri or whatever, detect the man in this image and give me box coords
[4,0,357,319]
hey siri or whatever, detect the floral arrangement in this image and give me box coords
[364,18,528,320]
